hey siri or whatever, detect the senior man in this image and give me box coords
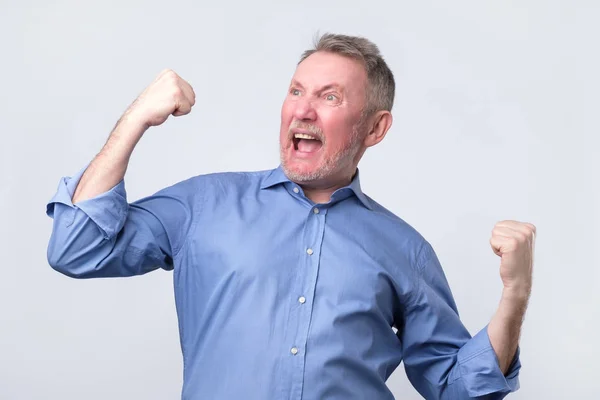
[46,33,535,399]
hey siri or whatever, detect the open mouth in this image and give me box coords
[293,133,323,153]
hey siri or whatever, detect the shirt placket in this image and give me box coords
[287,203,327,400]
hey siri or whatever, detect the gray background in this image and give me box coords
[1,1,598,399]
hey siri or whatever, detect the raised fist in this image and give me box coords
[125,69,196,129]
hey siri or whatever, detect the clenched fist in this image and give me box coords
[125,69,196,129]
[490,220,536,294]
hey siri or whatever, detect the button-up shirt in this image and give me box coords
[46,165,521,399]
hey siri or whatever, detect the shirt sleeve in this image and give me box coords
[45,164,199,278]
[400,241,521,399]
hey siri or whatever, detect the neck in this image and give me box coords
[302,185,342,204]
[299,169,356,204]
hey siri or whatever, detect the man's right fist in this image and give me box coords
[126,69,196,129]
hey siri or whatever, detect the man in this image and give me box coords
[46,33,535,399]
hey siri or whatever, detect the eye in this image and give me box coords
[291,88,301,96]
[325,94,338,101]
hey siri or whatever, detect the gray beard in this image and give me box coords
[280,127,363,183]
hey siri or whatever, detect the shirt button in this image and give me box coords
[298,296,306,304]
[290,347,299,355]
[313,208,319,214]
[293,187,299,193]
[306,248,313,255]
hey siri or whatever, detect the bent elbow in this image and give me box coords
[47,247,90,279]
[46,236,107,279]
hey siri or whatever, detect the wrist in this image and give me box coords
[108,113,148,151]
[502,284,531,302]
[103,114,147,160]
[496,287,530,323]
[119,111,150,133]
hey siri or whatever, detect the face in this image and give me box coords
[279,51,369,187]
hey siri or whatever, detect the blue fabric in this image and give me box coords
[46,165,521,399]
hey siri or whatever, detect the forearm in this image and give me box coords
[72,114,146,204]
[487,286,530,374]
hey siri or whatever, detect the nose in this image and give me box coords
[293,98,317,122]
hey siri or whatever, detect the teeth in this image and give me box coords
[294,133,318,140]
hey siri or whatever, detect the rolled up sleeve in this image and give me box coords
[46,165,129,239]
[456,325,520,397]
[401,241,521,399]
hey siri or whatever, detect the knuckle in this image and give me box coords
[515,233,527,243]
[164,72,180,85]
[159,69,176,82]
[522,223,536,237]
[171,86,184,98]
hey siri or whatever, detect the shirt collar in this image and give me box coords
[260,165,373,210]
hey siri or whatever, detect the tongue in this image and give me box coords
[297,139,322,153]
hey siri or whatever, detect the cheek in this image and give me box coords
[321,113,356,147]
[281,99,294,121]
[280,101,293,137]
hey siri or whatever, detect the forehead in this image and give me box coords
[293,51,367,91]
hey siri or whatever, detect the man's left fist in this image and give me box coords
[490,220,536,294]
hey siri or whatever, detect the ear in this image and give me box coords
[363,111,393,148]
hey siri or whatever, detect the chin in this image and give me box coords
[281,159,325,183]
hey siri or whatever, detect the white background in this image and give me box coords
[1,1,598,398]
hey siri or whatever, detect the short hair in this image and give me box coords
[298,32,396,116]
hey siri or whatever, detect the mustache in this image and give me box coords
[288,120,324,142]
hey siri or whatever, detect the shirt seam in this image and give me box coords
[404,240,429,310]
[172,178,205,259]
[458,346,494,365]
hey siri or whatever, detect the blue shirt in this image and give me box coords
[46,165,521,399]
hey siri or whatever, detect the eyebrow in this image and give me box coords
[291,80,344,94]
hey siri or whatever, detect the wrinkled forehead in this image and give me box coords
[292,52,367,94]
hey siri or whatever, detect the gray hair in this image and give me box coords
[298,32,396,117]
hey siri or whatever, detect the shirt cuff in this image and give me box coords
[455,324,521,397]
[46,164,129,240]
